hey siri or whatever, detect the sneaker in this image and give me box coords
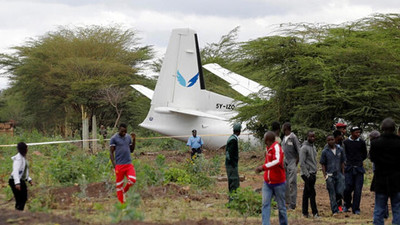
[313,214,320,219]
[342,206,350,212]
[332,212,338,216]
[302,214,309,218]
[354,210,360,215]
[338,206,343,213]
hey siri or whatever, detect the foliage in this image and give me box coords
[221,13,400,137]
[226,187,262,217]
[164,167,191,185]
[0,25,154,133]
[133,154,167,188]
[47,145,109,185]
[182,154,219,188]
[28,189,52,213]
[110,191,144,223]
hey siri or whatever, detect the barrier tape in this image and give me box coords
[0,133,253,148]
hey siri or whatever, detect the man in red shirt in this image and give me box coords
[256,131,288,225]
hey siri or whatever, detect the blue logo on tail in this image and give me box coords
[177,70,199,88]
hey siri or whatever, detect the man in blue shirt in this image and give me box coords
[110,123,136,203]
[320,135,346,215]
[186,129,204,159]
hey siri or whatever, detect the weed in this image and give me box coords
[77,174,88,198]
[227,187,262,217]
[164,167,191,185]
[109,191,144,223]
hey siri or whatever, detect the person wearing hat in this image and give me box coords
[186,129,204,159]
[225,123,242,198]
[335,123,347,136]
[342,126,367,215]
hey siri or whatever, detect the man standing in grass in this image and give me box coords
[186,129,204,159]
[256,131,287,225]
[225,123,242,197]
[110,123,136,203]
[299,131,319,218]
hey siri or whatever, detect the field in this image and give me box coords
[0,133,385,224]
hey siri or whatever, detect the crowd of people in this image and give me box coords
[224,118,400,225]
[7,118,400,225]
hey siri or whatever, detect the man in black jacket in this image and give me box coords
[370,118,400,225]
[343,126,367,214]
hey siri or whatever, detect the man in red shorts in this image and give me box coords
[110,123,136,203]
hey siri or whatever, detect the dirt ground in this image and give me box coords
[0,149,385,224]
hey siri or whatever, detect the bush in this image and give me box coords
[133,155,167,188]
[227,187,262,217]
[110,191,144,223]
[164,167,191,185]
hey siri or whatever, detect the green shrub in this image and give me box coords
[133,155,167,188]
[227,187,262,217]
[164,168,191,185]
[110,191,144,223]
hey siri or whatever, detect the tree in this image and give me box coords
[0,25,153,136]
[231,14,400,137]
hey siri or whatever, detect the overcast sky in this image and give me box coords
[0,0,399,89]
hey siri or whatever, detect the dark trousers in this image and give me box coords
[9,179,27,211]
[226,165,240,194]
[191,148,202,158]
[301,174,318,216]
[344,166,364,213]
[326,173,345,213]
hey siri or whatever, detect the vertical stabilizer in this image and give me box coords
[151,29,205,109]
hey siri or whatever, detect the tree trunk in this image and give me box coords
[113,108,122,129]
[81,105,89,151]
[92,115,97,153]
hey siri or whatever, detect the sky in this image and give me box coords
[0,0,399,89]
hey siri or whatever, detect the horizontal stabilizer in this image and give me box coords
[203,63,270,99]
[154,107,227,121]
[130,84,154,100]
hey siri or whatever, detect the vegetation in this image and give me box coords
[0,25,154,135]
[230,14,400,137]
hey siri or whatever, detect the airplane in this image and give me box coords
[131,28,270,150]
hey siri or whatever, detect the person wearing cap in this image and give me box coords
[281,122,301,210]
[186,129,204,159]
[225,123,242,197]
[336,123,347,136]
[342,126,367,215]
[370,118,400,225]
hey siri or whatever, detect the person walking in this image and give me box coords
[299,131,319,218]
[320,135,346,215]
[281,122,301,210]
[110,123,136,204]
[256,131,288,225]
[225,123,242,197]
[343,126,367,214]
[186,129,204,159]
[9,142,33,211]
[370,118,400,225]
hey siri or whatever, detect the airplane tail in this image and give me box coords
[151,28,206,109]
